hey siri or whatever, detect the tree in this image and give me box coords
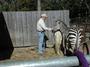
[0,0,90,19]
[0,0,37,11]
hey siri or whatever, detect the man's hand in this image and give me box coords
[49,28,53,31]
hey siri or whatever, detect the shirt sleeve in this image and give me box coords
[40,20,52,31]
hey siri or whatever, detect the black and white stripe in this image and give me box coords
[66,28,83,51]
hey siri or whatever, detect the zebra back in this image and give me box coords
[66,27,83,51]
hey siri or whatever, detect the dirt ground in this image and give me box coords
[10,41,90,61]
[10,47,62,60]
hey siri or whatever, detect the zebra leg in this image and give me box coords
[55,31,63,56]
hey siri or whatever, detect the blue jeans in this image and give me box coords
[38,31,45,54]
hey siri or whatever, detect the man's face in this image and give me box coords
[44,17,48,20]
[42,16,48,20]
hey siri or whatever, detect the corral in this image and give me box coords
[0,11,69,60]
[0,11,90,67]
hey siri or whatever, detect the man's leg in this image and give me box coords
[38,32,44,54]
[42,33,46,52]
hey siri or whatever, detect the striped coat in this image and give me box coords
[66,27,83,53]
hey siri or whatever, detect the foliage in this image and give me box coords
[0,0,37,11]
[0,0,90,18]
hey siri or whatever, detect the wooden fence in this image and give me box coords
[3,10,70,47]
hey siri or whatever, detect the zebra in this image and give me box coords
[52,19,69,56]
[66,26,89,67]
[52,20,63,56]
[66,25,84,55]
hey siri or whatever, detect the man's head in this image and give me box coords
[41,14,48,20]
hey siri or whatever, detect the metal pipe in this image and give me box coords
[0,55,90,67]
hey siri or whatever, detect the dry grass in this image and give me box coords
[10,47,63,60]
[10,41,90,60]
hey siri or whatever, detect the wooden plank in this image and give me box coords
[63,10,70,27]
[21,12,30,46]
[15,12,24,47]
[25,12,33,46]
[10,12,17,47]
[31,11,38,45]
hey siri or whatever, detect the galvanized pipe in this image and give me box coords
[0,55,90,67]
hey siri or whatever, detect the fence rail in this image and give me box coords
[3,11,70,47]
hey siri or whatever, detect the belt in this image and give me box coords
[37,31,45,32]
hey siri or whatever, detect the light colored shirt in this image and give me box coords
[37,18,52,31]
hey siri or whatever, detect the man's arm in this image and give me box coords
[41,22,52,31]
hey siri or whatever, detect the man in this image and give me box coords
[37,14,52,55]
